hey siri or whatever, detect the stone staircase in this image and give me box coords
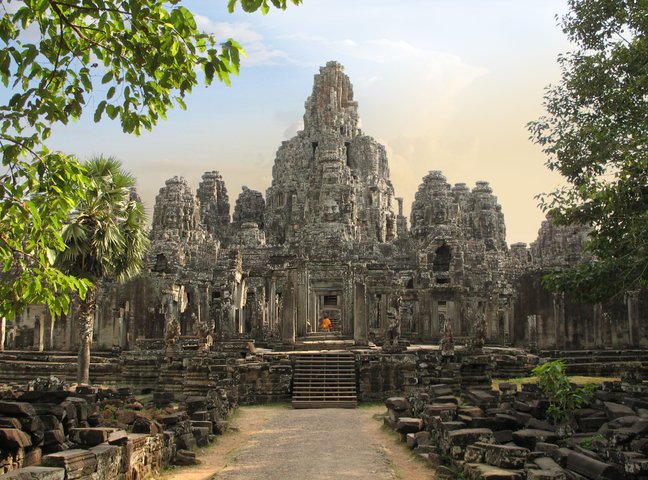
[291,351,357,409]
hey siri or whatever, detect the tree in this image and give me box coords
[56,156,149,384]
[0,0,302,321]
[528,0,648,302]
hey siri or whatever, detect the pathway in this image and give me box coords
[162,404,435,480]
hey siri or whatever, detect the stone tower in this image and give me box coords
[265,61,398,246]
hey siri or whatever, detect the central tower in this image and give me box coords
[265,61,399,248]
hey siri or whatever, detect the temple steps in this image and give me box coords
[291,352,357,409]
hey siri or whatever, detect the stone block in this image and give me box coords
[564,449,624,480]
[177,433,197,451]
[463,462,525,479]
[527,469,566,480]
[0,417,22,429]
[534,456,565,477]
[38,416,61,432]
[406,433,417,448]
[43,428,65,447]
[512,429,559,450]
[24,447,42,467]
[69,428,117,447]
[174,449,197,466]
[191,426,211,447]
[0,466,66,480]
[384,397,409,411]
[577,416,607,432]
[0,428,32,449]
[493,430,513,444]
[42,449,98,480]
[603,402,635,420]
[480,442,530,469]
[90,444,121,480]
[32,405,65,421]
[429,385,454,398]
[395,417,423,434]
[445,428,495,459]
[190,420,213,434]
[0,402,37,418]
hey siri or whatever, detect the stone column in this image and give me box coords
[296,268,308,338]
[0,317,5,352]
[627,291,639,347]
[282,273,296,346]
[553,293,565,350]
[343,274,354,336]
[353,282,367,346]
[268,277,276,331]
[35,315,44,352]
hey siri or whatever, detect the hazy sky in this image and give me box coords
[47,0,573,245]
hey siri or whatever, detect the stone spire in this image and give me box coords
[303,61,360,139]
[150,177,201,240]
[196,171,230,236]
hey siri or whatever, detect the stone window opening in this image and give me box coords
[312,142,318,158]
[345,142,351,167]
[323,295,338,306]
[153,253,168,272]
[433,244,451,272]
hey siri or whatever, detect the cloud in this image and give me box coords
[194,16,288,65]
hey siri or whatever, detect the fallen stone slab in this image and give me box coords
[41,449,98,480]
[175,448,197,466]
[446,428,495,459]
[527,468,566,480]
[0,428,33,449]
[395,417,423,434]
[0,402,37,418]
[464,462,525,479]
[564,449,624,480]
[69,427,118,447]
[385,397,409,411]
[90,443,121,480]
[482,443,530,469]
[604,402,635,420]
[0,466,66,480]
[43,428,66,447]
[0,417,22,429]
[512,429,559,450]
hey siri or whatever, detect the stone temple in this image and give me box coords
[4,61,648,480]
[6,61,648,353]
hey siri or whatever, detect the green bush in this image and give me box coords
[532,359,595,424]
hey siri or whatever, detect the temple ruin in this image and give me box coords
[5,61,647,354]
[2,60,648,480]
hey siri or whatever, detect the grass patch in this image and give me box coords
[493,375,619,391]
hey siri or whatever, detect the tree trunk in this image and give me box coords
[0,317,5,352]
[77,289,97,385]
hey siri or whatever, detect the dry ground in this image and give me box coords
[159,403,435,480]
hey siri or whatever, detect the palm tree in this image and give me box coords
[56,156,149,384]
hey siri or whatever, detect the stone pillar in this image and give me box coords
[343,274,354,336]
[553,293,565,350]
[35,315,44,352]
[296,269,308,338]
[268,277,276,331]
[627,291,639,347]
[0,317,5,352]
[282,273,296,346]
[353,282,367,346]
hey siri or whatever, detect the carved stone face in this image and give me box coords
[322,198,340,222]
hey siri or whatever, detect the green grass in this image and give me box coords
[492,375,619,391]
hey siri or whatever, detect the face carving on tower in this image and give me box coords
[322,198,340,222]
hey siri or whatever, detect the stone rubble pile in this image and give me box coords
[0,381,234,479]
[384,379,648,479]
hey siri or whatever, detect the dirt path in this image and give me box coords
[161,404,435,480]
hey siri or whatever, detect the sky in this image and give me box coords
[47,0,574,245]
